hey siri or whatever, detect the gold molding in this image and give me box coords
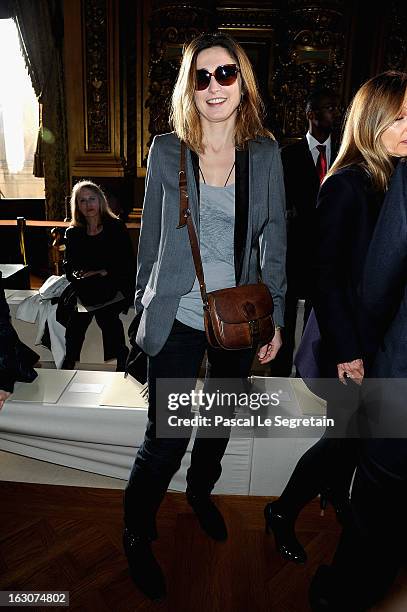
[136,0,151,176]
[64,0,126,181]
[218,25,275,98]
[82,0,111,152]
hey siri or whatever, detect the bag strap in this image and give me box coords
[177,141,208,306]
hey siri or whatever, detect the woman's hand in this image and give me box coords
[337,358,364,385]
[0,390,11,410]
[81,269,108,278]
[257,329,283,364]
[74,269,108,278]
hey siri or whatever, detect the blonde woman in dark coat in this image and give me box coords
[264,71,407,569]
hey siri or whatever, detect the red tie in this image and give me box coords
[316,144,327,184]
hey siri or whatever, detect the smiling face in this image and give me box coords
[194,46,241,125]
[381,92,407,157]
[77,187,101,222]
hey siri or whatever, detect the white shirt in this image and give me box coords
[306,132,332,168]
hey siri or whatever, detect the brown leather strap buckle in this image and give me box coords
[249,319,260,339]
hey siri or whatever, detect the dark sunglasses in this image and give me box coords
[195,64,240,91]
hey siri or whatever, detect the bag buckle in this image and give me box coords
[249,319,259,339]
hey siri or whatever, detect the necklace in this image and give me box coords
[199,161,235,187]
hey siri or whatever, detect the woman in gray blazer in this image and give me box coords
[123,32,286,600]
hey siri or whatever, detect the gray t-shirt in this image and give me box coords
[176,182,236,330]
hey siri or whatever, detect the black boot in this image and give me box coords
[123,529,166,600]
[186,490,228,541]
[264,501,307,564]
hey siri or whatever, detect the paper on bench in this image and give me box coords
[0,264,25,278]
[290,379,326,416]
[10,369,77,404]
[249,376,326,416]
[69,383,105,394]
[100,374,148,409]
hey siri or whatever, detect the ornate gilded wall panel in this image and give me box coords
[271,1,347,142]
[217,7,277,134]
[382,0,407,72]
[82,0,110,152]
[64,0,126,180]
[216,6,277,29]
[135,0,151,178]
[135,0,350,169]
[144,2,216,163]
[136,1,280,178]
[125,0,136,176]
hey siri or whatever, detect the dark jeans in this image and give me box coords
[124,319,255,536]
[65,301,127,362]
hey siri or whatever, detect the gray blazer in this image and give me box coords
[135,132,287,356]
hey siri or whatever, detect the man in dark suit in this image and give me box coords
[269,89,340,376]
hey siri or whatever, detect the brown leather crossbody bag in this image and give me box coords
[177,141,275,350]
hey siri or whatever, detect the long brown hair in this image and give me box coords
[327,71,407,191]
[70,180,118,228]
[170,32,273,153]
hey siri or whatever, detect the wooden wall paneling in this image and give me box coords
[217,6,278,134]
[64,0,82,184]
[133,1,216,213]
[123,0,135,177]
[135,0,152,182]
[342,0,386,98]
[271,1,347,144]
[133,1,404,202]
[132,0,152,217]
[381,0,407,73]
[64,0,126,182]
[340,0,357,106]
[137,1,216,171]
[338,0,406,106]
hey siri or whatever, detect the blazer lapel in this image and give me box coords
[191,150,200,202]
[189,145,249,285]
[300,138,320,191]
[235,147,249,284]
[186,148,200,228]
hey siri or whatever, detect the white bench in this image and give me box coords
[0,370,324,495]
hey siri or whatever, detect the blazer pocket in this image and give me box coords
[141,285,156,308]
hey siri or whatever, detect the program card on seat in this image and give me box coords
[9,369,77,404]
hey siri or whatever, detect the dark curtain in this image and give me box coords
[11,0,68,219]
